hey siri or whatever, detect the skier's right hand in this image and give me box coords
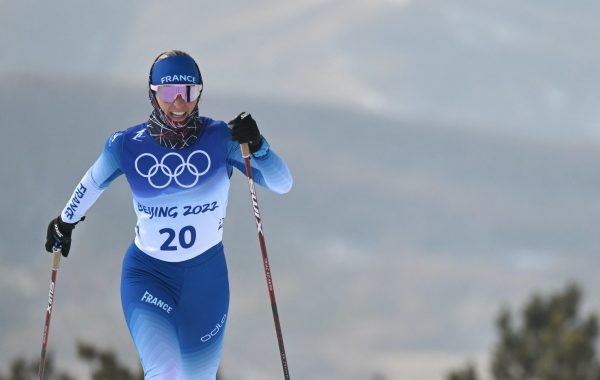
[45,216,83,257]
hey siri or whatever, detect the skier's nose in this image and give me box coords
[172,94,188,106]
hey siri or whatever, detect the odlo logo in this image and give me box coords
[201,313,227,342]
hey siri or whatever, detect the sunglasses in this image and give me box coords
[150,84,203,103]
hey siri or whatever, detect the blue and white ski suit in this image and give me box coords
[60,117,292,379]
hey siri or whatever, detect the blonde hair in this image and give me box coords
[155,50,190,62]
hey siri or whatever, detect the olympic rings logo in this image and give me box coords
[134,150,211,189]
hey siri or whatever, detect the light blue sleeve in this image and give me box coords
[226,137,293,194]
[61,132,124,222]
[91,132,124,188]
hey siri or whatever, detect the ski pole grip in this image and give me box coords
[51,249,61,271]
[240,143,251,159]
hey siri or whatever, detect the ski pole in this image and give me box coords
[38,246,62,380]
[240,143,291,380]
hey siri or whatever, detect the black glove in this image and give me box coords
[45,216,83,257]
[229,112,262,153]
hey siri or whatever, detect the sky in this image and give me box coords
[1,1,600,379]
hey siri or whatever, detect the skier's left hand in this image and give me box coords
[228,112,263,153]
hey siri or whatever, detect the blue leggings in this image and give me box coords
[121,242,229,379]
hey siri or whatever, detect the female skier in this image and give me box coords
[44,50,293,379]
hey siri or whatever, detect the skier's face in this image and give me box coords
[155,93,198,124]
